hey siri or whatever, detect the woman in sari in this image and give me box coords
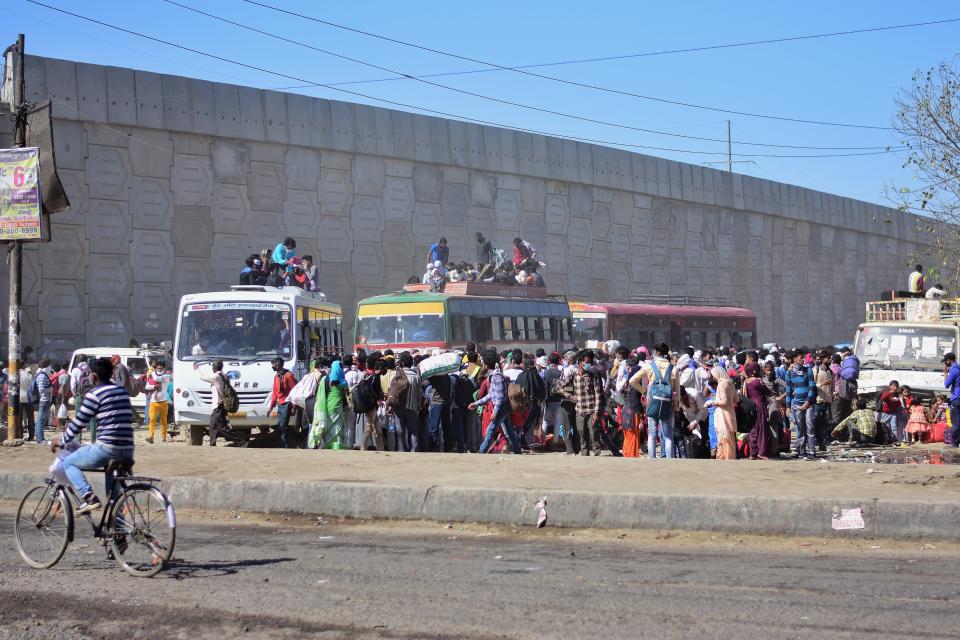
[311,360,349,449]
[743,362,772,459]
[706,365,738,460]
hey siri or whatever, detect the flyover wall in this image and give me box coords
[0,56,930,359]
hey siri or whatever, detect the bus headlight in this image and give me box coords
[187,401,195,407]
[181,391,189,398]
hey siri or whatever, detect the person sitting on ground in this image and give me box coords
[50,357,134,514]
[831,397,878,444]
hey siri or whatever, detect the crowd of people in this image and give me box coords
[237,237,320,292]
[418,235,546,291]
[247,340,960,459]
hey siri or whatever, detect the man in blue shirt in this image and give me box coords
[784,349,817,460]
[943,353,960,447]
[427,237,448,267]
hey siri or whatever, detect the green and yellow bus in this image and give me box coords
[354,284,574,354]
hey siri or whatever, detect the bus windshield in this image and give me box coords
[177,301,292,361]
[358,314,445,345]
[856,325,957,370]
[572,317,605,344]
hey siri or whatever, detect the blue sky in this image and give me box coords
[4,0,958,205]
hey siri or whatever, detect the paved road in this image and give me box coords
[1,507,957,640]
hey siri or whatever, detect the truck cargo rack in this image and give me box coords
[865,298,960,323]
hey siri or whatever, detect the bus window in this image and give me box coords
[451,315,466,342]
[543,318,553,341]
[530,317,545,341]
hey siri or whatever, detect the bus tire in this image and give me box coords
[188,424,205,446]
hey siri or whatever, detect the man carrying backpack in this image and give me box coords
[267,357,299,448]
[422,372,454,452]
[352,362,384,451]
[630,343,678,459]
[390,353,424,452]
[195,360,247,447]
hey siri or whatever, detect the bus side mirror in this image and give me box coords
[297,341,306,361]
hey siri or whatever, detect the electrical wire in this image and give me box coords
[242,0,938,130]
[158,0,893,151]
[25,1,907,159]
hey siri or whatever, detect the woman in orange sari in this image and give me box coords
[707,366,739,459]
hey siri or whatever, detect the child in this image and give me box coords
[902,386,928,444]
[144,360,172,444]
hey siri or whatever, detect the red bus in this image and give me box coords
[569,301,757,350]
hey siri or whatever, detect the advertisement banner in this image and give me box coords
[0,147,42,240]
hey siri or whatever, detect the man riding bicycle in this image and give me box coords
[50,357,135,515]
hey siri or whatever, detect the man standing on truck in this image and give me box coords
[943,353,960,447]
[908,264,925,297]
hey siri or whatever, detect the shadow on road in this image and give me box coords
[164,556,296,580]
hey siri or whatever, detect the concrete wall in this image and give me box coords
[4,56,933,361]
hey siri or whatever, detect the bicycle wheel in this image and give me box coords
[14,484,72,569]
[109,486,176,577]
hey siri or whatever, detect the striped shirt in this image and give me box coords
[61,384,135,450]
[474,370,506,411]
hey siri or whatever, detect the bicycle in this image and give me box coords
[14,458,176,577]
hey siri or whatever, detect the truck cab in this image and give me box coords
[854,297,958,401]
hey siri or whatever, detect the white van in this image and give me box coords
[68,344,171,412]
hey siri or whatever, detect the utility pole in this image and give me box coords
[4,33,24,444]
[726,120,732,173]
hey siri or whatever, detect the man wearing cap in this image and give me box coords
[944,353,960,447]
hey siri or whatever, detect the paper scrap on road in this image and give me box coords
[535,496,548,528]
[831,508,866,530]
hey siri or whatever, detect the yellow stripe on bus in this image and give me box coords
[357,302,446,318]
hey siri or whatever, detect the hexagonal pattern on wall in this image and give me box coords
[131,229,173,283]
[567,219,592,257]
[518,213,545,250]
[172,153,212,206]
[631,207,652,245]
[608,224,631,262]
[40,281,85,335]
[130,177,172,230]
[412,202,441,241]
[133,282,175,337]
[247,210,283,253]
[86,308,132,346]
[351,195,384,239]
[248,161,285,211]
[212,234,251,284]
[173,257,213,299]
[284,189,320,238]
[86,145,129,200]
[173,205,213,257]
[87,199,131,255]
[543,234,568,275]
[544,193,568,234]
[212,183,249,234]
[88,254,131,307]
[591,201,612,239]
[284,147,320,190]
[494,189,521,231]
[441,182,469,227]
[351,242,383,288]
[57,169,88,226]
[318,168,352,215]
[382,221,414,267]
[567,257,591,296]
[383,176,414,221]
[317,216,353,263]
[40,224,86,280]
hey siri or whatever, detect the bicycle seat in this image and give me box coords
[103,459,135,477]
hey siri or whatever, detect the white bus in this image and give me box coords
[172,286,342,445]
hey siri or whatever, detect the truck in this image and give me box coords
[853,297,958,400]
[172,286,343,446]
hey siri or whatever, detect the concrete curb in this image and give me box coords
[1,471,957,539]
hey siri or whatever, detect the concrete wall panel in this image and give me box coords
[52,119,87,171]
[46,59,78,120]
[132,230,174,283]
[87,200,131,254]
[174,258,214,300]
[88,254,131,307]
[86,308,132,347]
[383,177,414,222]
[283,189,320,238]
[212,234,251,284]
[76,63,108,122]
[284,147,320,191]
[133,282,175,338]
[85,145,130,200]
[56,169,87,226]
[172,154,212,206]
[173,205,213,257]
[130,177,172,230]
[135,70,164,129]
[317,216,353,263]
[128,128,172,178]
[162,75,191,131]
[350,195,384,239]
[40,281,86,336]
[105,67,137,125]
[211,139,250,185]
[238,88,265,140]
[213,82,243,138]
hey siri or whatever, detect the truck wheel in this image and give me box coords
[188,424,205,446]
